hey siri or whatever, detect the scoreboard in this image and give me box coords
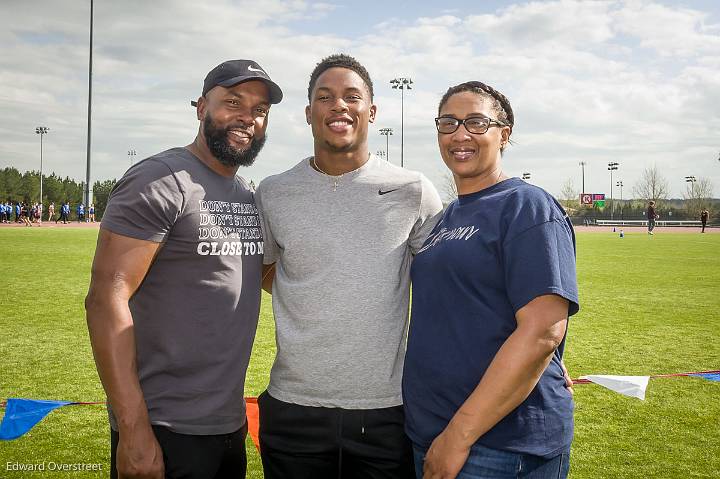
[580,193,605,207]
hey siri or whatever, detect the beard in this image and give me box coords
[203,114,266,167]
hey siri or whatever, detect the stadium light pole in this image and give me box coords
[35,126,50,207]
[375,150,386,160]
[616,180,623,220]
[128,149,137,166]
[84,0,94,207]
[390,78,412,168]
[379,127,393,163]
[685,175,696,197]
[579,161,586,194]
[608,162,619,219]
[522,172,531,180]
[685,176,697,216]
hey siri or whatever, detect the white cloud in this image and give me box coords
[612,0,720,57]
[465,0,615,49]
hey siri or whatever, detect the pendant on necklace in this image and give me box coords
[333,180,338,191]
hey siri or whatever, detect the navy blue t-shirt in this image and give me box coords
[403,177,579,458]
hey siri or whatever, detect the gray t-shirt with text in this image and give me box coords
[101,147,263,435]
[256,155,443,409]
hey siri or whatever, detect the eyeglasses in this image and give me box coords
[435,116,507,135]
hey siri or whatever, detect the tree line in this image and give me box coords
[557,165,715,220]
[3,164,715,223]
[0,167,116,219]
[440,165,715,222]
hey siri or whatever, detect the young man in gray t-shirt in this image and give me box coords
[256,54,443,478]
[86,59,282,479]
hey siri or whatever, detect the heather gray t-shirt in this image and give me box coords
[101,147,263,435]
[256,155,443,409]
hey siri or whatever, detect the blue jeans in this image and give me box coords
[413,443,569,479]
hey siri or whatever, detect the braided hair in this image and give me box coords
[438,81,514,133]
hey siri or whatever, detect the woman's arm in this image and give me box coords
[422,294,569,479]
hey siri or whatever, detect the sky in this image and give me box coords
[1,0,719,200]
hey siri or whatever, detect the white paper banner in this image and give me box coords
[582,375,650,400]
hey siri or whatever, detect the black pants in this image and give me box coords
[111,423,247,479]
[258,391,414,479]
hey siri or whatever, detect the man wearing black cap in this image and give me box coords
[86,59,282,479]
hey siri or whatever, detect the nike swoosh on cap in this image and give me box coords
[248,65,265,73]
[378,188,400,195]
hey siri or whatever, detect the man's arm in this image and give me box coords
[85,228,164,479]
[422,294,569,479]
[262,263,275,294]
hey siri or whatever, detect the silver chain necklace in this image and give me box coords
[312,157,344,192]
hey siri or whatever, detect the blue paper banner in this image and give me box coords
[690,372,720,382]
[0,398,72,440]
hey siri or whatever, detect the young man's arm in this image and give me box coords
[85,228,164,479]
[255,182,278,295]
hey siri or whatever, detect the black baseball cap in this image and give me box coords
[190,59,283,107]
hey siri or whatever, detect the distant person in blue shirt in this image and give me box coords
[56,201,70,224]
[403,81,580,479]
[77,203,85,222]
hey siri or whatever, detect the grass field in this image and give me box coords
[1,227,718,478]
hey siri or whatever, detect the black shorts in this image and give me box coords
[258,390,414,479]
[111,422,247,479]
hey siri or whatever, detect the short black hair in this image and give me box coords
[307,53,374,102]
[438,81,514,132]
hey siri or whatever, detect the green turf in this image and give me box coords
[568,230,720,478]
[0,227,718,478]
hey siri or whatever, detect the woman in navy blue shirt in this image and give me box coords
[403,82,580,479]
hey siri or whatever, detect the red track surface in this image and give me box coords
[573,225,718,234]
[0,221,100,228]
